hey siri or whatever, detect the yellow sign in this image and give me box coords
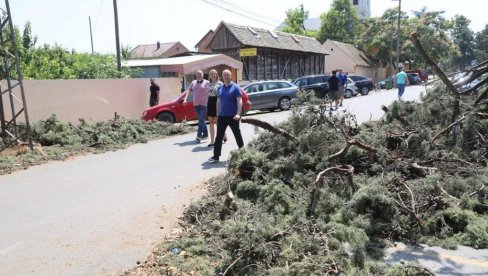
[239,48,257,57]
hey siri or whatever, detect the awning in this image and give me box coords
[123,54,243,74]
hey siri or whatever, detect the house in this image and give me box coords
[207,21,328,82]
[323,39,384,81]
[130,41,189,59]
[195,30,214,54]
[123,54,243,91]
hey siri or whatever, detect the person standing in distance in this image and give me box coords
[149,78,160,107]
[183,70,209,142]
[337,68,347,107]
[206,69,228,147]
[395,67,409,101]
[327,70,340,111]
[208,69,244,163]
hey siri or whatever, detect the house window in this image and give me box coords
[353,0,358,5]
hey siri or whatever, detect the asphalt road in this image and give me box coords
[1,85,487,275]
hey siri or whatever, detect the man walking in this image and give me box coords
[327,70,340,111]
[395,67,409,101]
[208,69,244,163]
[184,70,209,142]
[337,69,347,107]
[149,78,160,107]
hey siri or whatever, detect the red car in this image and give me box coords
[141,90,251,123]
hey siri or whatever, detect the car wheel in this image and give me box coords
[278,97,291,111]
[360,86,370,95]
[344,89,353,98]
[156,112,175,123]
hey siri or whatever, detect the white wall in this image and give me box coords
[1,78,181,123]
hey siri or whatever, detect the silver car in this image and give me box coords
[344,78,359,98]
[242,80,299,111]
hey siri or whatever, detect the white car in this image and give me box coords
[344,78,359,98]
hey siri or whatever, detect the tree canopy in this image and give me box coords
[1,21,140,80]
[317,0,359,44]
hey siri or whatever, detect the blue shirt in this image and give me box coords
[396,71,408,85]
[218,83,242,116]
[338,73,347,86]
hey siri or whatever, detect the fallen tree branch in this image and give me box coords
[241,118,299,144]
[308,165,355,216]
[430,115,466,144]
[469,183,485,197]
[474,86,488,107]
[410,32,458,97]
[327,139,378,162]
[222,255,243,276]
[411,162,438,175]
[381,105,410,126]
[436,181,459,201]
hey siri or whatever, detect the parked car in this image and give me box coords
[344,78,359,98]
[407,73,422,85]
[348,75,374,95]
[406,69,428,82]
[377,76,394,90]
[141,89,252,123]
[242,80,299,111]
[292,74,330,98]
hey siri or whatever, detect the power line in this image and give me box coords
[211,0,281,25]
[200,0,279,27]
[93,0,104,32]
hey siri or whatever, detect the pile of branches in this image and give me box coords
[0,114,190,174]
[129,35,488,275]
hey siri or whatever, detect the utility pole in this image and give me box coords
[395,0,402,71]
[89,16,94,54]
[113,0,121,71]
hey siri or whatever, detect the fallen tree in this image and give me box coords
[126,36,488,275]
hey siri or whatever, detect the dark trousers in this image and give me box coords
[213,116,244,158]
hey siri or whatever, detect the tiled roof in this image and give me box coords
[221,22,328,55]
[130,42,188,59]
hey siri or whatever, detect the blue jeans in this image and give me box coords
[194,105,208,138]
[397,83,406,98]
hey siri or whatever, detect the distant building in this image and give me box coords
[351,0,371,19]
[323,39,383,81]
[207,21,328,82]
[194,30,214,54]
[129,42,189,59]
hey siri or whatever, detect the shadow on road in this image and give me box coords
[200,161,226,170]
[174,140,199,147]
[192,146,213,152]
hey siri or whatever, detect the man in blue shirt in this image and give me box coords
[337,68,347,107]
[395,67,409,101]
[208,69,244,163]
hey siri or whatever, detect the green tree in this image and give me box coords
[474,24,488,61]
[317,0,359,44]
[282,4,316,37]
[402,10,459,69]
[450,15,475,69]
[355,8,401,67]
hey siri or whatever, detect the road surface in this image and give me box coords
[1,85,487,275]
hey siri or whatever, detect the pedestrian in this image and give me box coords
[337,68,347,107]
[149,78,160,107]
[183,70,209,142]
[395,67,409,101]
[327,70,340,111]
[208,69,244,163]
[206,69,227,147]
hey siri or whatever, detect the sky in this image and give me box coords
[3,0,487,55]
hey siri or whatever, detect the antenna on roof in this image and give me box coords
[247,26,258,36]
